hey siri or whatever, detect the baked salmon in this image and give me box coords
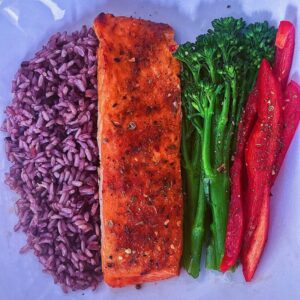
[94,13,183,287]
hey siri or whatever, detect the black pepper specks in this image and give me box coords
[128,121,137,130]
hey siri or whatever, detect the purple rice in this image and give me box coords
[3,26,101,292]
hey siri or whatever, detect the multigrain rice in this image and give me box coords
[3,26,101,292]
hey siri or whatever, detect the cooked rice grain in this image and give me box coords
[3,26,101,292]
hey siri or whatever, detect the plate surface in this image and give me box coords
[0,0,300,299]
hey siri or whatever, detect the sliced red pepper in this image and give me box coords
[243,82,300,280]
[241,194,269,282]
[273,21,295,89]
[272,80,300,184]
[222,20,296,277]
[220,88,258,272]
[241,59,282,281]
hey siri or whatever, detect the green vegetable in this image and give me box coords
[175,17,276,277]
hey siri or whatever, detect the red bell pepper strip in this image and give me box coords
[220,88,258,272]
[242,82,300,281]
[241,59,283,281]
[271,80,300,184]
[241,193,270,282]
[273,21,295,89]
[222,20,296,276]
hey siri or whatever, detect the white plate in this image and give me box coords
[0,0,300,299]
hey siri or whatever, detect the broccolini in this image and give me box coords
[175,17,276,277]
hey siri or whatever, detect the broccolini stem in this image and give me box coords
[206,172,230,269]
[182,115,205,276]
[202,97,215,177]
[192,132,202,168]
[208,60,216,83]
[236,74,247,125]
[181,120,192,170]
[181,120,196,269]
[187,172,206,277]
[230,80,238,123]
[215,82,231,166]
[182,168,200,269]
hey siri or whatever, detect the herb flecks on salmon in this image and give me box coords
[94,13,183,287]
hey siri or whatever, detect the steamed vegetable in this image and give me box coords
[274,20,295,88]
[241,80,300,281]
[241,59,283,281]
[272,20,297,183]
[223,20,300,281]
[175,18,276,276]
[220,87,258,272]
[273,80,300,183]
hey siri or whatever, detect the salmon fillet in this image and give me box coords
[94,13,183,287]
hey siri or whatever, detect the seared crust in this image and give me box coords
[94,13,182,287]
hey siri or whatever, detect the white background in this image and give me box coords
[0,0,300,299]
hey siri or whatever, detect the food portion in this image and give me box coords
[220,87,258,273]
[177,17,299,281]
[93,13,183,287]
[175,18,277,277]
[241,59,282,281]
[2,9,300,293]
[3,27,101,292]
[227,20,299,281]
